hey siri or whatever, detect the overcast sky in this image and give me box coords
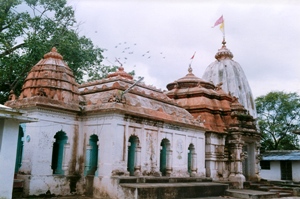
[67,0,300,98]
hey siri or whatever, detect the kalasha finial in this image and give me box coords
[222,37,226,47]
[51,47,57,52]
[44,47,63,59]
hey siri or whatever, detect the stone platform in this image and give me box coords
[121,182,228,199]
[117,177,228,199]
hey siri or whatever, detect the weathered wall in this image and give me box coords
[82,113,206,198]
[19,108,81,196]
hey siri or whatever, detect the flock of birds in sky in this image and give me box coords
[104,41,166,67]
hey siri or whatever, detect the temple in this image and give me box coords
[5,43,260,198]
[202,39,257,118]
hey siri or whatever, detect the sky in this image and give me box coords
[67,0,300,99]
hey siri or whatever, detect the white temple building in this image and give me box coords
[5,42,260,199]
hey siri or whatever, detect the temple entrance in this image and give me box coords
[242,143,256,181]
[160,139,170,176]
[127,136,139,176]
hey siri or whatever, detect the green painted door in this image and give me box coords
[127,137,136,176]
[15,126,24,173]
[88,135,99,175]
[160,141,167,176]
[188,150,192,174]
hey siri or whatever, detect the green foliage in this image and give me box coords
[0,0,118,104]
[255,91,300,151]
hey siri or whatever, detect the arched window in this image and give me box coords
[127,136,139,176]
[85,134,99,176]
[51,131,67,174]
[160,138,171,176]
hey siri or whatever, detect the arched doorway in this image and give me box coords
[160,138,171,176]
[51,131,68,174]
[85,134,99,176]
[127,136,139,176]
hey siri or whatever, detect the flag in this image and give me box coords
[212,15,224,28]
[190,52,196,59]
[212,15,225,34]
[219,21,224,33]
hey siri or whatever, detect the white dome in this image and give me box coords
[202,40,257,118]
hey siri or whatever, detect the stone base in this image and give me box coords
[228,173,245,189]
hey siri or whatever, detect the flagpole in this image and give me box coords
[189,52,196,70]
[212,15,226,44]
[223,17,226,42]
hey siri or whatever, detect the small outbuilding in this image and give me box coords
[260,150,300,182]
[0,104,37,199]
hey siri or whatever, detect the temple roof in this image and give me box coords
[79,67,205,129]
[5,47,80,111]
[165,66,235,133]
[202,40,257,118]
[166,65,215,91]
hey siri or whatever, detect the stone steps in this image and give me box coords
[13,179,24,198]
[244,181,294,198]
[226,189,278,199]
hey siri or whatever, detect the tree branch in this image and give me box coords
[0,43,26,57]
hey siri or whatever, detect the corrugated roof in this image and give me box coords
[262,150,300,161]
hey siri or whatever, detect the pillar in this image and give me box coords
[228,136,245,189]
[62,142,70,175]
[134,146,141,176]
[191,152,197,177]
[166,149,173,176]
[84,145,92,176]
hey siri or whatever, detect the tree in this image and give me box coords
[255,91,300,151]
[0,0,117,104]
